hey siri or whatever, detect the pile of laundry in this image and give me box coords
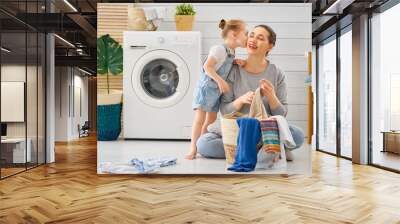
[228,115,296,172]
[143,7,166,31]
[99,157,177,174]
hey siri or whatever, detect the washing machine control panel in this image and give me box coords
[172,36,196,46]
[157,37,165,44]
[153,36,194,46]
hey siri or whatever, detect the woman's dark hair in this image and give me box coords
[255,24,276,46]
[219,19,246,38]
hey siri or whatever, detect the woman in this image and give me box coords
[196,24,305,159]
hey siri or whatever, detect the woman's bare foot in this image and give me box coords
[185,153,197,160]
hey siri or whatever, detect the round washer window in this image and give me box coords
[140,59,179,99]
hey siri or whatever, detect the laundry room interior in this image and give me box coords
[96,2,312,174]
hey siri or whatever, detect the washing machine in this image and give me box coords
[123,31,201,140]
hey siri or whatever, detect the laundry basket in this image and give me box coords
[128,7,148,31]
[220,88,268,164]
[221,112,244,164]
[97,103,122,141]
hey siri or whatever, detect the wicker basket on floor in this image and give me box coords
[221,88,268,165]
[223,144,237,164]
[221,112,244,165]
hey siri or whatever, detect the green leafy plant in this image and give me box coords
[97,34,123,94]
[175,3,196,16]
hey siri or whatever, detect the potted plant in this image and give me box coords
[97,34,123,141]
[175,3,196,31]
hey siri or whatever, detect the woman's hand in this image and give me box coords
[217,79,230,94]
[259,79,276,98]
[238,91,255,105]
[260,79,282,111]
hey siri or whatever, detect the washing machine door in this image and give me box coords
[131,50,190,108]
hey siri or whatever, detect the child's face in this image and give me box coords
[235,26,248,48]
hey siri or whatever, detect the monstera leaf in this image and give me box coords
[97,34,123,92]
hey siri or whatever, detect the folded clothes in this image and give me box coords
[260,117,280,154]
[256,115,295,170]
[131,157,177,174]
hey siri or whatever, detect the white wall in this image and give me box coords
[55,67,89,141]
[138,3,312,134]
[1,65,36,137]
[55,66,68,141]
[1,64,46,163]
[72,73,89,138]
[312,45,317,150]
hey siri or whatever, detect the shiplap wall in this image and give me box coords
[97,3,312,134]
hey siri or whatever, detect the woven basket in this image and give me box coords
[221,88,268,165]
[221,112,244,164]
[223,144,237,164]
[97,103,122,141]
[128,7,148,31]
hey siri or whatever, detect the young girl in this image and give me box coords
[186,19,248,160]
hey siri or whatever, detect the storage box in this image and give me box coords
[384,132,400,154]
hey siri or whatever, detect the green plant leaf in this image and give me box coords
[175,3,196,16]
[97,34,123,75]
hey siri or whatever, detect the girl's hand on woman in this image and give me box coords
[217,79,230,94]
[259,79,276,98]
[234,59,247,67]
[239,91,255,105]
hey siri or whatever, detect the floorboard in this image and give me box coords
[1,136,399,223]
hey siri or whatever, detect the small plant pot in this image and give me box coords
[175,15,195,31]
[97,90,123,141]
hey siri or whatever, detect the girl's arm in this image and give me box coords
[203,57,223,83]
[203,57,230,93]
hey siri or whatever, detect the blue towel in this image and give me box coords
[130,157,177,173]
[228,118,261,172]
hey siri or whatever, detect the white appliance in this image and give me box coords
[123,31,201,139]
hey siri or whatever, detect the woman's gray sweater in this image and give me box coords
[220,63,288,116]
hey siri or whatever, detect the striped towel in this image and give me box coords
[260,118,280,154]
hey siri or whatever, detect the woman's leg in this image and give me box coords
[288,125,305,150]
[201,112,217,134]
[196,133,225,158]
[186,109,206,159]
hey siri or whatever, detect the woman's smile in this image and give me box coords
[248,41,258,50]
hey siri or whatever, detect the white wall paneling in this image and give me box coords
[138,3,311,23]
[201,38,310,56]
[137,3,312,134]
[158,22,311,39]
[201,55,309,72]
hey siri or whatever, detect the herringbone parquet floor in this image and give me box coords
[1,136,400,224]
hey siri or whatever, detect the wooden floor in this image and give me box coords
[1,167,26,178]
[1,136,400,224]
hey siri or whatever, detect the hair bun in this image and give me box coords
[219,19,226,29]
